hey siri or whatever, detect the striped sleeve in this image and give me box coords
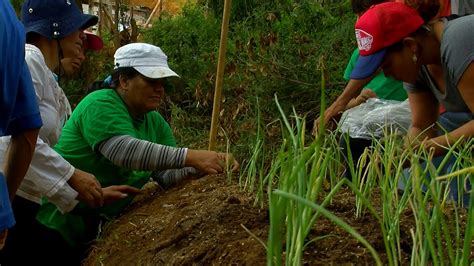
[97,135,187,171]
[153,167,200,189]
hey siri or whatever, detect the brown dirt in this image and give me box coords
[84,175,470,265]
[84,175,268,265]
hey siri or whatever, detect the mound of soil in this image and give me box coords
[84,175,268,265]
[84,175,469,265]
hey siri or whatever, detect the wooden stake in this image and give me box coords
[98,0,103,36]
[208,0,232,151]
[144,0,162,28]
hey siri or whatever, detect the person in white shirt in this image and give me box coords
[0,0,140,264]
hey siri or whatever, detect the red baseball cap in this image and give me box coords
[350,2,424,79]
[84,30,103,51]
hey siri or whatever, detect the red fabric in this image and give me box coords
[394,0,451,17]
[439,104,446,114]
[355,2,424,56]
[438,0,451,16]
[84,30,103,51]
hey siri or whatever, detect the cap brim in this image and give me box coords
[350,49,386,80]
[79,14,98,31]
[134,66,180,79]
[24,23,51,38]
[60,13,98,39]
[84,32,103,51]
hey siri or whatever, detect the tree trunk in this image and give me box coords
[114,0,120,29]
[99,0,103,35]
[88,0,94,15]
[114,0,121,48]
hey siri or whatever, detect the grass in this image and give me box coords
[240,101,473,265]
[227,39,474,264]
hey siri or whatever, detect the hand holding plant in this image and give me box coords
[405,134,441,157]
[312,110,341,136]
[345,89,377,110]
[185,150,239,174]
[217,152,240,173]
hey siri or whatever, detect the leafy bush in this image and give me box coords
[58,0,356,159]
[141,0,355,157]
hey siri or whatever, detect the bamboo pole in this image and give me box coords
[98,0,103,36]
[144,0,162,28]
[208,0,232,151]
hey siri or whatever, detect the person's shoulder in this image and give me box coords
[443,15,474,38]
[0,2,25,47]
[25,44,44,59]
[24,44,48,72]
[89,88,114,96]
[441,15,474,66]
[85,88,116,100]
[76,89,122,112]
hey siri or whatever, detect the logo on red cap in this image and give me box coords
[355,29,373,52]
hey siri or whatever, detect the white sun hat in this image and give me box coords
[114,43,179,79]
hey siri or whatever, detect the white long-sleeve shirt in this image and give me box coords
[0,44,78,213]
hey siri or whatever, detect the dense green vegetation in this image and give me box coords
[61,0,356,158]
[140,0,355,156]
[137,4,473,264]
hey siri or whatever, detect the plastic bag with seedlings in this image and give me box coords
[339,98,412,140]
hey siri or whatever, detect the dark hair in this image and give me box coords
[385,25,432,53]
[88,67,175,95]
[85,67,141,95]
[351,0,386,14]
[110,67,141,88]
[352,0,440,22]
[404,0,440,23]
[25,32,42,45]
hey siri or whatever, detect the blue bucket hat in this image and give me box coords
[21,0,98,40]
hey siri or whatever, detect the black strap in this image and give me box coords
[442,14,465,21]
[56,39,64,85]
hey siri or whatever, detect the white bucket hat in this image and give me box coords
[114,43,179,79]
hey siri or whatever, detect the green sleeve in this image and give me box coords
[77,95,137,151]
[157,117,176,147]
[343,49,360,81]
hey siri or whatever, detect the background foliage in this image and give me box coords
[11,0,356,158]
[141,0,356,157]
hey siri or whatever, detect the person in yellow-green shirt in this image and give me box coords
[36,43,239,265]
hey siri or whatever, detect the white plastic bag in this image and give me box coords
[339,98,412,140]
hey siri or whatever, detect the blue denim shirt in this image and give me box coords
[0,0,43,231]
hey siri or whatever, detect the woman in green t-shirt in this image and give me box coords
[36,43,239,264]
